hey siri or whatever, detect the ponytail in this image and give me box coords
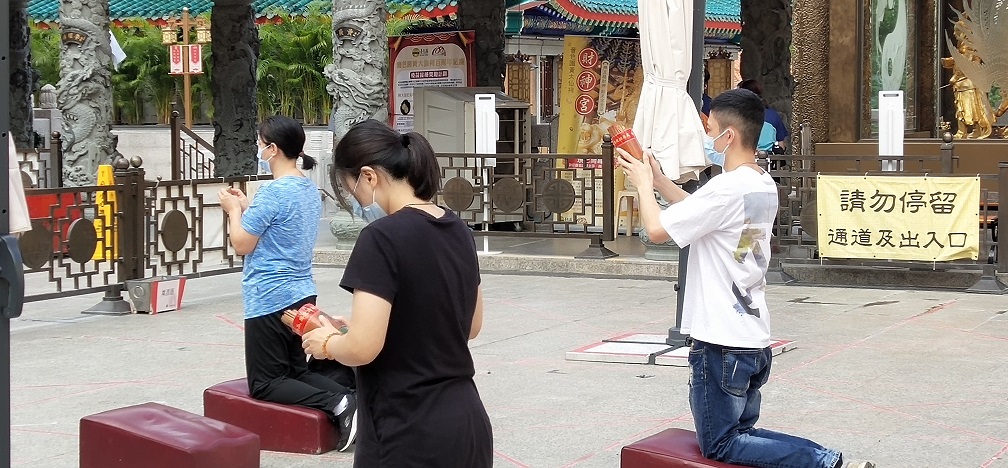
[402,131,441,200]
[300,152,317,170]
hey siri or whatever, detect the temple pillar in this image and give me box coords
[10,0,34,148]
[325,0,389,142]
[210,0,259,176]
[57,0,114,186]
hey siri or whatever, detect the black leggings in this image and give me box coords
[244,295,356,419]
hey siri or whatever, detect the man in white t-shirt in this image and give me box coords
[616,89,873,468]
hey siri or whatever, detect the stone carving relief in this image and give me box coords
[57,0,114,187]
[211,3,260,176]
[326,1,389,141]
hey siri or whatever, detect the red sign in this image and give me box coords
[169,45,184,75]
[578,47,599,69]
[188,44,203,74]
[575,94,596,116]
[576,71,598,92]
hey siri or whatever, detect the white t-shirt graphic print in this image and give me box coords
[659,167,778,349]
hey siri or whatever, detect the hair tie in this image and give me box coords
[401,133,410,148]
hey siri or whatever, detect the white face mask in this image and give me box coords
[703,129,730,167]
[257,144,274,174]
[351,174,387,223]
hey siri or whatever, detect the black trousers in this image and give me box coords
[245,295,356,420]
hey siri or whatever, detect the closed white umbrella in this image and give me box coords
[633,0,708,181]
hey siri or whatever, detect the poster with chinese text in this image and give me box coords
[556,36,643,226]
[388,31,476,133]
[817,175,980,261]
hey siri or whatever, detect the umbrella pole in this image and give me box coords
[667,0,707,348]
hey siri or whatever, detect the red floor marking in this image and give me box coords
[12,383,122,409]
[981,442,1008,468]
[12,452,69,467]
[78,334,241,348]
[775,300,956,379]
[931,324,1008,342]
[559,452,598,467]
[784,380,1008,445]
[215,313,245,331]
[494,449,530,467]
[603,412,694,452]
[12,369,192,409]
[558,412,695,467]
[11,427,77,438]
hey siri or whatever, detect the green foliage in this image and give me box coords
[110,24,179,124]
[30,24,60,88]
[257,2,333,124]
[29,0,420,126]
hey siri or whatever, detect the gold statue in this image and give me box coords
[942,21,994,139]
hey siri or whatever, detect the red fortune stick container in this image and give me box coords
[281,303,348,336]
[608,124,644,160]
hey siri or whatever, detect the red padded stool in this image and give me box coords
[203,378,339,454]
[621,428,746,467]
[80,402,260,468]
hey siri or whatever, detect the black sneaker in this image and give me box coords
[334,394,358,452]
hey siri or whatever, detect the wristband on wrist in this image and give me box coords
[322,332,339,360]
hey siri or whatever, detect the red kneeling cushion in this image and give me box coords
[621,428,745,468]
[80,402,260,468]
[203,378,339,454]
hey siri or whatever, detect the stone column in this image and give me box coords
[211,1,259,177]
[10,0,34,149]
[792,0,830,146]
[57,0,114,186]
[740,0,794,130]
[325,0,389,142]
[458,0,505,88]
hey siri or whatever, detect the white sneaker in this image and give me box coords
[846,462,876,468]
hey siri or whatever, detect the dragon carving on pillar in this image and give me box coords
[326,1,389,141]
[57,0,114,187]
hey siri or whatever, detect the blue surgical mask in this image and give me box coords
[351,175,387,223]
[257,144,274,175]
[703,129,730,167]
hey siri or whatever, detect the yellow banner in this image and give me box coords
[557,36,643,224]
[816,175,980,261]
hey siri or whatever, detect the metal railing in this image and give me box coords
[435,137,616,258]
[15,131,63,189]
[761,139,1006,275]
[20,156,272,303]
[170,111,216,180]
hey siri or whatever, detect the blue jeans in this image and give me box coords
[688,340,842,468]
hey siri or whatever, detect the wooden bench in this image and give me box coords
[80,402,260,468]
[621,428,746,468]
[203,378,340,454]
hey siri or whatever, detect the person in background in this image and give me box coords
[737,79,789,152]
[302,119,492,467]
[218,115,358,452]
[616,89,875,468]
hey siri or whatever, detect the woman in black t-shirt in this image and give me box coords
[302,119,491,467]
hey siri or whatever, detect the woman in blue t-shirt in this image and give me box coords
[737,79,790,153]
[218,115,358,452]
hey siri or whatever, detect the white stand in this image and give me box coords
[475,93,501,255]
[879,91,904,172]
